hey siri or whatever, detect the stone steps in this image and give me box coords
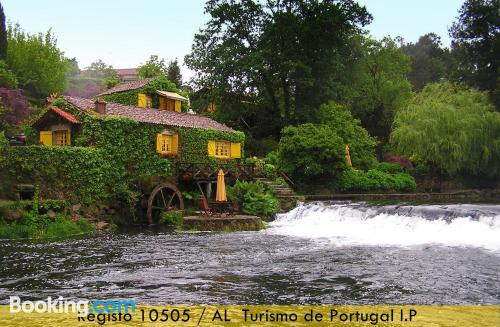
[256,177,300,212]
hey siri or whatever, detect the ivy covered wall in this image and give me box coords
[0,146,113,203]
[1,97,245,205]
[100,78,189,111]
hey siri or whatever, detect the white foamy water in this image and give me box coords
[268,202,500,251]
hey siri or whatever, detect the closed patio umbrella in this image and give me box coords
[345,144,352,168]
[216,169,227,202]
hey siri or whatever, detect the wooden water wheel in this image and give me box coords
[146,182,184,224]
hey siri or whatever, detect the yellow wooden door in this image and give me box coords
[175,100,181,112]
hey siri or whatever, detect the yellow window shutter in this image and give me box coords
[138,93,146,108]
[208,140,216,157]
[156,133,162,153]
[159,97,166,110]
[40,131,52,146]
[171,134,179,154]
[230,142,241,158]
[66,129,71,145]
[175,100,181,112]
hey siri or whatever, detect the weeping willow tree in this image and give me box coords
[390,82,500,178]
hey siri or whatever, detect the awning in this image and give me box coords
[156,90,188,102]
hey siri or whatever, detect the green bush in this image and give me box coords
[393,173,417,192]
[160,210,183,230]
[227,180,279,219]
[339,169,416,192]
[264,150,279,166]
[263,163,277,180]
[317,103,378,169]
[375,162,404,174]
[278,123,346,183]
[0,213,94,239]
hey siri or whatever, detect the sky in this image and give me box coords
[2,0,464,80]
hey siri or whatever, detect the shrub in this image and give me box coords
[263,163,277,180]
[227,180,279,219]
[0,212,94,239]
[375,162,404,174]
[264,150,279,166]
[317,103,378,169]
[393,173,417,192]
[160,211,183,230]
[278,123,346,183]
[339,169,416,192]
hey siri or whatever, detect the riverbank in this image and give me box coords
[0,199,106,239]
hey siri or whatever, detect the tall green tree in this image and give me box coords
[390,82,500,179]
[6,24,69,100]
[186,0,371,136]
[167,58,182,87]
[83,59,121,89]
[402,33,451,91]
[138,55,167,79]
[449,0,500,108]
[345,36,413,146]
[0,2,6,60]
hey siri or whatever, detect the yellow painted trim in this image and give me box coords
[230,142,241,158]
[39,131,52,146]
[138,93,146,108]
[208,140,216,157]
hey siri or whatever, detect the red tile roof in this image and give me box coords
[115,68,138,77]
[97,77,154,96]
[62,96,235,132]
[32,107,81,127]
[51,107,81,124]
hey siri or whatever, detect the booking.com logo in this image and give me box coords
[9,296,136,317]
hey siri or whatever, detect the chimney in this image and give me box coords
[94,99,107,114]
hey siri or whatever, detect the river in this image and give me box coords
[0,202,499,304]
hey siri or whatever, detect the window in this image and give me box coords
[54,130,70,146]
[158,135,172,153]
[215,141,230,158]
[156,133,179,154]
[208,141,241,158]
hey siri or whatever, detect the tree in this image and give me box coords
[6,24,69,100]
[278,123,347,183]
[449,0,500,108]
[317,102,377,169]
[0,60,17,88]
[0,2,6,60]
[83,59,115,79]
[138,55,167,79]
[390,82,500,179]
[345,36,413,146]
[64,59,122,97]
[167,58,182,87]
[0,88,31,135]
[185,0,372,136]
[402,33,451,91]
